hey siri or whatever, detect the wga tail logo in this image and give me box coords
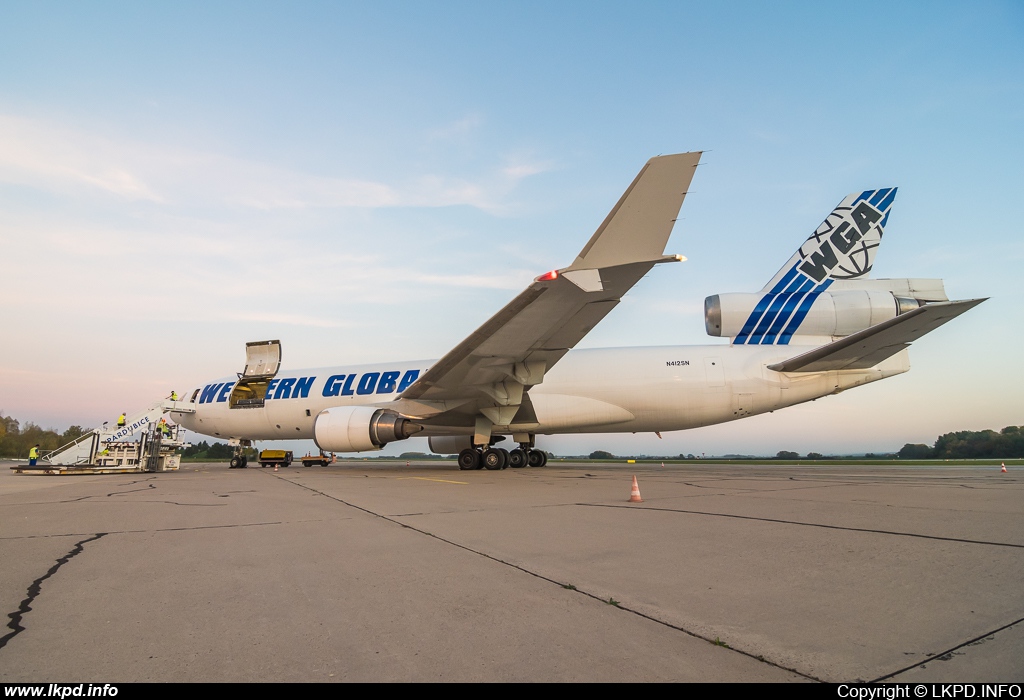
[798,188,895,283]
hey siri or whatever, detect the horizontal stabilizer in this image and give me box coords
[767,298,986,373]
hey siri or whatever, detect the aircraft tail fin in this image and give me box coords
[721,189,899,345]
[761,188,897,292]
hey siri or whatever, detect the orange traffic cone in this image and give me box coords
[628,475,643,503]
[660,462,665,468]
[1001,463,1007,473]
[274,464,278,472]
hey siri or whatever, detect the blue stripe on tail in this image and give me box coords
[761,277,816,344]
[778,279,833,344]
[734,264,800,344]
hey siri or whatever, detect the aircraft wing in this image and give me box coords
[767,298,986,373]
[393,152,702,424]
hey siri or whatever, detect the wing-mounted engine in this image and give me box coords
[313,406,423,453]
[229,340,281,408]
[705,278,949,344]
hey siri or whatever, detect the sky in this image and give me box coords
[1,1,1021,457]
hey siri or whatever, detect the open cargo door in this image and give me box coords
[229,339,281,409]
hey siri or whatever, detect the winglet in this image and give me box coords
[566,152,701,271]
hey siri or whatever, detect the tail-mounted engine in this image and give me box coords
[313,406,423,453]
[705,279,948,343]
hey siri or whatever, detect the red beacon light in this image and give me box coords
[535,269,559,282]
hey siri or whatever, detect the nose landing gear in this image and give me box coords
[229,440,252,469]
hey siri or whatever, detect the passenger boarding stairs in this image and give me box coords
[41,399,196,466]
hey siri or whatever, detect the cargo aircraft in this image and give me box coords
[171,152,984,470]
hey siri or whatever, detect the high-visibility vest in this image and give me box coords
[170,392,178,401]
[29,447,38,459]
[118,414,126,426]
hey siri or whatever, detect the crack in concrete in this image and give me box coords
[108,500,227,507]
[0,518,341,541]
[1,482,159,506]
[872,616,1024,682]
[1,522,272,540]
[106,484,157,497]
[1,495,226,508]
[0,533,107,652]
[269,472,821,682]
[581,503,1024,549]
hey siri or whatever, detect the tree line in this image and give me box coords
[0,412,238,460]
[0,413,87,458]
[899,425,1024,459]
[181,440,237,460]
[3,411,1021,461]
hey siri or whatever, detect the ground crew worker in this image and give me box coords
[29,445,39,466]
[159,419,170,437]
[169,390,178,401]
[117,413,126,428]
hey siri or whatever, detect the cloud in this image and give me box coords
[0,113,549,213]
[226,312,352,328]
[427,113,484,141]
[0,115,163,201]
[414,270,532,290]
[501,155,558,185]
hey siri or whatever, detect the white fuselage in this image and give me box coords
[173,344,909,444]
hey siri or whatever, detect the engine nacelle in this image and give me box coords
[705,286,934,341]
[427,436,475,455]
[313,406,422,453]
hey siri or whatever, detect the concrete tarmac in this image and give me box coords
[0,459,1021,682]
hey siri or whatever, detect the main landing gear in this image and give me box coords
[457,444,547,471]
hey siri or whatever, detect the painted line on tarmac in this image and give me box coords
[269,471,821,683]
[395,477,469,485]
[583,503,1024,549]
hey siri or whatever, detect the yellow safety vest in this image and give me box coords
[29,447,38,459]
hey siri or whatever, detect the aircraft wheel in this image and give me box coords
[527,450,546,468]
[240,456,248,468]
[483,448,505,470]
[508,448,527,468]
[458,449,480,471]
[229,457,241,469]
